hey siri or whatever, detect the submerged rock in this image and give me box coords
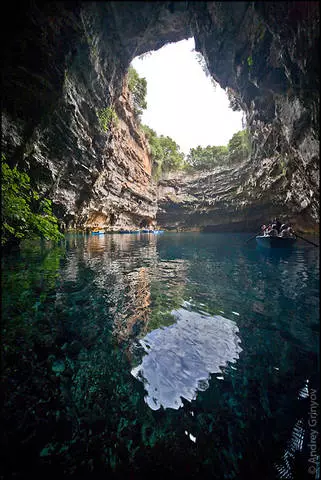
[52,359,66,375]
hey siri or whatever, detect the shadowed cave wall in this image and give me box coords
[2,1,319,231]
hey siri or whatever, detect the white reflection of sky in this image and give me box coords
[131,308,242,410]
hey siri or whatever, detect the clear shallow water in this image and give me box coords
[1,232,319,479]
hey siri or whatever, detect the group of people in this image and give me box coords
[261,218,295,238]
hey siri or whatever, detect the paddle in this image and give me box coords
[295,233,319,247]
[245,232,261,244]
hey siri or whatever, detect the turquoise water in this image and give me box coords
[1,232,319,479]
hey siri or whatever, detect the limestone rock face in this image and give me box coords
[2,2,319,231]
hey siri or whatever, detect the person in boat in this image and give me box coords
[261,224,267,235]
[280,226,290,237]
[263,224,271,235]
[268,224,278,237]
[273,218,282,233]
[287,225,295,236]
[280,224,295,237]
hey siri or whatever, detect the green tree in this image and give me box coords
[1,154,63,248]
[127,66,147,119]
[141,125,164,179]
[159,135,185,173]
[186,145,228,171]
[227,129,251,163]
[141,125,185,179]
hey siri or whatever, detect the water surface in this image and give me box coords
[1,232,319,479]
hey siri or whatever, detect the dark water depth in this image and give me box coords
[1,232,320,479]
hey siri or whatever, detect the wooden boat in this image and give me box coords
[256,235,297,248]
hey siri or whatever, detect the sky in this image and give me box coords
[131,37,244,155]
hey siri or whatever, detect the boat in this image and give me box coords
[119,230,140,234]
[256,235,297,248]
[141,229,164,234]
[91,230,105,235]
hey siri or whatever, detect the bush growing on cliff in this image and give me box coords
[227,129,251,163]
[141,125,185,180]
[127,66,147,119]
[97,107,118,132]
[1,154,63,248]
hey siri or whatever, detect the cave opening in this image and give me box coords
[130,37,245,160]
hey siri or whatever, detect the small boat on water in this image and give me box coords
[256,235,297,248]
[141,229,164,234]
[91,230,105,235]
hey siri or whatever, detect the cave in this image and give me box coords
[1,3,320,478]
[2,1,319,233]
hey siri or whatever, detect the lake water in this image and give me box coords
[1,232,319,479]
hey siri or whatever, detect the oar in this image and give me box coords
[295,233,319,247]
[245,232,261,244]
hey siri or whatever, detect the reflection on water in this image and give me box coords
[131,306,242,410]
[1,233,319,479]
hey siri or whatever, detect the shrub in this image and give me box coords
[1,154,63,247]
[97,107,118,132]
[127,66,147,119]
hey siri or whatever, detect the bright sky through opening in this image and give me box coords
[131,38,244,155]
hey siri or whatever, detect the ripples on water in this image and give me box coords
[1,232,319,479]
[131,307,242,410]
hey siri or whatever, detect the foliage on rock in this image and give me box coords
[186,145,228,171]
[127,66,147,120]
[97,107,118,132]
[227,129,251,164]
[141,125,185,180]
[185,130,251,172]
[1,154,63,247]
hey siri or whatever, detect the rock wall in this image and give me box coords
[2,2,159,231]
[157,156,315,232]
[158,1,319,232]
[2,1,319,231]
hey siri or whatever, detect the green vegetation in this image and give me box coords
[1,154,63,248]
[185,130,251,172]
[186,145,228,171]
[141,126,251,178]
[127,66,147,119]
[227,129,251,164]
[141,125,185,179]
[247,55,253,67]
[97,107,118,132]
